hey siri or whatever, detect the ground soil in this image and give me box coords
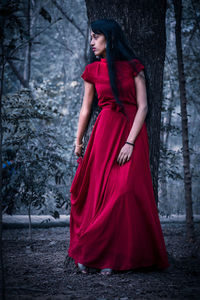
[2,222,200,299]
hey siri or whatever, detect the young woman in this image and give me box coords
[67,19,170,275]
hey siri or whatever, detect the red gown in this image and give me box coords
[68,57,170,271]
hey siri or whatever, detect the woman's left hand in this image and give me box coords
[117,143,134,166]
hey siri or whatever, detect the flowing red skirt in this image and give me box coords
[68,103,170,271]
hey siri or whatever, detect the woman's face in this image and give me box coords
[90,30,106,58]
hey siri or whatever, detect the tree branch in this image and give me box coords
[51,0,86,38]
[10,17,62,57]
[7,59,29,88]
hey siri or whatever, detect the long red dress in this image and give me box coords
[68,57,170,271]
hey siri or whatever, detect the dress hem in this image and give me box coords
[67,251,170,272]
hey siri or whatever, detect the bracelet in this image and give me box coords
[125,141,135,146]
[75,143,83,147]
[74,138,84,147]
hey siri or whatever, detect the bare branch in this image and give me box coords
[51,0,86,38]
[7,59,29,88]
[50,37,73,54]
[9,17,62,57]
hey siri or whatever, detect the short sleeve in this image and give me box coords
[81,65,94,84]
[131,59,145,77]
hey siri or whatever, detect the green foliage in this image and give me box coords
[1,0,89,217]
[2,89,69,216]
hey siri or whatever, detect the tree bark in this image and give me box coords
[23,0,31,84]
[173,0,195,241]
[160,89,174,217]
[0,11,6,300]
[28,202,32,243]
[84,0,167,204]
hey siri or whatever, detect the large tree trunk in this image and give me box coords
[0,14,6,300]
[173,0,195,241]
[84,0,167,204]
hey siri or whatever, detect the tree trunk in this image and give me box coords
[28,202,32,243]
[173,0,195,241]
[23,0,32,86]
[159,89,174,217]
[0,14,6,300]
[84,0,167,204]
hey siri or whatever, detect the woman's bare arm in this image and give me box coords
[126,70,148,143]
[117,70,148,165]
[75,80,95,145]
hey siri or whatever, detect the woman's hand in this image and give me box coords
[117,143,134,166]
[74,145,83,157]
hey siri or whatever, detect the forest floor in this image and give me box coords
[2,221,200,300]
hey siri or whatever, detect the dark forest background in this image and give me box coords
[1,0,199,221]
[0,1,200,299]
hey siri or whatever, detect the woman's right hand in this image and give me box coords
[74,145,83,157]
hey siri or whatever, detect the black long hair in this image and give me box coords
[90,19,143,116]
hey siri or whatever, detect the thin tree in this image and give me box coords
[23,0,32,85]
[7,2,61,90]
[160,90,174,217]
[173,0,195,241]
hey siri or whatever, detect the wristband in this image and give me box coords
[125,141,135,146]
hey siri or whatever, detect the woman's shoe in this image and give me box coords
[100,268,113,275]
[77,262,88,274]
